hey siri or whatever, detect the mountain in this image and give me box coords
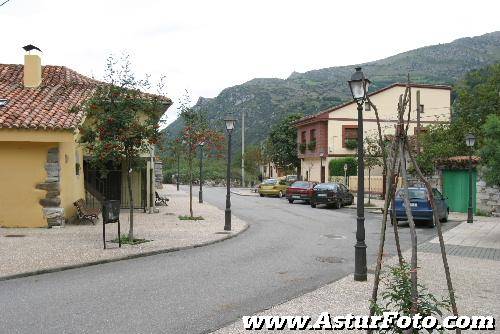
[164,31,500,151]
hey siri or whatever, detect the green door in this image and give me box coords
[442,169,476,213]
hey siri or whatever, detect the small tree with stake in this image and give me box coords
[77,55,169,242]
[364,135,383,204]
[177,92,224,219]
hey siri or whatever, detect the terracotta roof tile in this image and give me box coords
[0,64,172,131]
[0,64,98,130]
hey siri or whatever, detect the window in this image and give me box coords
[342,125,358,147]
[301,131,306,143]
[414,127,428,135]
[310,129,316,142]
[75,151,80,176]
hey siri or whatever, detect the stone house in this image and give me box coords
[0,49,171,228]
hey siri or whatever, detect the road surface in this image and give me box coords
[0,186,458,333]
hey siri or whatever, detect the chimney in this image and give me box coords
[23,45,42,88]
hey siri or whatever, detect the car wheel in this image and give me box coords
[259,194,264,197]
[441,209,449,222]
[278,191,283,198]
[428,215,436,228]
[311,203,317,208]
[288,199,294,204]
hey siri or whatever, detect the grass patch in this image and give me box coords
[178,215,205,221]
[111,235,151,245]
[476,209,492,217]
[364,202,377,207]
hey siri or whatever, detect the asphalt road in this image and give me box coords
[0,187,458,334]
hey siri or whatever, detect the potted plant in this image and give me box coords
[299,142,306,154]
[307,140,316,151]
[345,139,357,150]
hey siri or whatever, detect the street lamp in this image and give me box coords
[320,152,325,183]
[224,115,237,231]
[344,163,348,186]
[176,154,180,191]
[465,133,476,224]
[198,142,205,203]
[348,66,371,282]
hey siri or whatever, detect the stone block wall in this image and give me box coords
[476,180,500,214]
[35,147,65,227]
[155,161,163,189]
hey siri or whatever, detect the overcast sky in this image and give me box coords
[1,0,499,125]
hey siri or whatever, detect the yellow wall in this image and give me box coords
[121,165,144,208]
[301,158,322,182]
[59,141,85,219]
[0,129,85,225]
[0,142,55,227]
[326,86,450,176]
[0,129,74,142]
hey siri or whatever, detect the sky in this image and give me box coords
[1,0,499,125]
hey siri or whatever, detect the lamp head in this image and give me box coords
[348,67,371,102]
[224,115,237,134]
[465,133,476,147]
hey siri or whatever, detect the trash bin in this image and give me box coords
[102,200,121,249]
[102,200,120,224]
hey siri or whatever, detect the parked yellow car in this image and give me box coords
[258,178,289,198]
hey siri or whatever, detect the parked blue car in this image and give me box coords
[392,187,449,227]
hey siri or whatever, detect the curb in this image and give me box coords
[345,205,384,213]
[0,223,250,282]
[230,190,259,197]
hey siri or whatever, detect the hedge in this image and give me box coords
[329,157,357,176]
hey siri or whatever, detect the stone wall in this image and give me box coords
[155,161,163,189]
[35,147,65,227]
[476,180,500,214]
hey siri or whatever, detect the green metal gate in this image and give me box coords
[442,169,476,213]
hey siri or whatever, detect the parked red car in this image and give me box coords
[286,181,317,204]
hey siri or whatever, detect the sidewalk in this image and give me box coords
[213,216,500,333]
[0,184,248,280]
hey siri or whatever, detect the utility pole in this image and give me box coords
[416,90,421,154]
[241,111,245,187]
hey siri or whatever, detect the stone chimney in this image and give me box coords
[23,53,42,88]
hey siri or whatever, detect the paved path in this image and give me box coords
[0,185,246,279]
[0,186,458,333]
[215,216,500,333]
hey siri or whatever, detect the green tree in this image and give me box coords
[453,63,500,135]
[78,55,168,241]
[177,92,224,218]
[480,114,500,186]
[268,113,303,172]
[364,135,383,204]
[414,63,500,174]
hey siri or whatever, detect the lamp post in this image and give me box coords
[348,67,371,282]
[198,142,205,203]
[465,133,476,224]
[320,152,325,183]
[224,115,237,231]
[176,154,180,191]
[344,163,348,186]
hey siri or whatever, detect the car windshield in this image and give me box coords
[291,181,310,188]
[263,179,277,185]
[314,183,338,191]
[397,188,427,199]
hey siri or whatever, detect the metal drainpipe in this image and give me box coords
[149,146,155,214]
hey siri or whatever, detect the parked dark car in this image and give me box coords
[286,181,317,204]
[392,187,449,227]
[310,182,354,209]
